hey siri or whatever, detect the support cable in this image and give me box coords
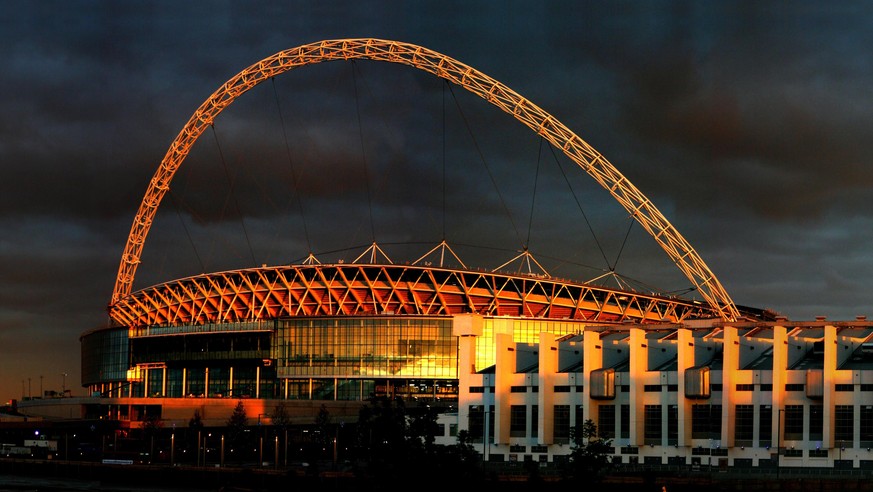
[446,83,524,249]
[210,124,256,265]
[525,137,544,250]
[611,217,635,274]
[168,190,205,273]
[271,77,313,254]
[351,61,377,243]
[548,143,611,270]
[442,80,448,241]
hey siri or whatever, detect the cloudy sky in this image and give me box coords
[2,1,873,403]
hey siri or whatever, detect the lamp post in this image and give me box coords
[257,414,268,466]
[776,408,783,479]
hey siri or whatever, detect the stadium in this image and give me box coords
[20,40,872,472]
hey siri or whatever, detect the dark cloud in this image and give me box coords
[2,0,873,402]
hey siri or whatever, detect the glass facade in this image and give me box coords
[274,316,456,379]
[80,326,129,388]
[81,315,460,403]
[474,319,581,372]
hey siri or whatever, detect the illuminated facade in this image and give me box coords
[22,39,860,474]
[73,263,728,427]
[448,314,873,470]
[65,38,750,426]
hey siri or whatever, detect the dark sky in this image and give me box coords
[3,1,873,403]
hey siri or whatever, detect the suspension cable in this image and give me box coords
[351,61,376,243]
[168,190,205,273]
[525,137,544,250]
[442,80,448,241]
[446,83,524,249]
[612,216,635,274]
[271,77,313,254]
[210,124,256,265]
[547,143,611,270]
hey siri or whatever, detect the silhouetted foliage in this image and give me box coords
[271,402,291,428]
[354,398,483,484]
[226,400,250,462]
[564,418,613,483]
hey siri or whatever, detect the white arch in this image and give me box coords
[111,38,739,321]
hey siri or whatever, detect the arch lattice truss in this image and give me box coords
[112,264,718,328]
[110,38,740,324]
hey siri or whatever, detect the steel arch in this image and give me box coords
[111,38,740,321]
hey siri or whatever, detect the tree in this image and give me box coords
[271,402,291,428]
[141,411,163,463]
[565,418,613,483]
[187,409,204,464]
[226,400,249,462]
[271,402,291,465]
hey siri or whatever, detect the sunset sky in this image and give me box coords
[3,1,873,403]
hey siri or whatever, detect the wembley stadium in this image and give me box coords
[66,39,765,426]
[34,41,873,473]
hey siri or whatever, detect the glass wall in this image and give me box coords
[274,316,457,379]
[473,319,582,372]
[81,327,129,386]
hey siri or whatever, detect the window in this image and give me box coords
[735,384,754,391]
[785,384,804,392]
[554,385,571,392]
[759,384,773,391]
[734,405,754,444]
[620,404,630,439]
[511,386,527,393]
[692,404,721,439]
[598,405,616,439]
[511,405,527,437]
[531,405,538,439]
[835,405,854,445]
[644,385,662,392]
[644,405,662,445]
[809,405,823,441]
[836,384,855,392]
[861,406,873,445]
[554,405,570,444]
[468,405,484,441]
[784,405,804,441]
[667,405,678,445]
[469,386,484,393]
[759,405,772,447]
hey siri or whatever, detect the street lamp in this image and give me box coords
[776,408,783,479]
[257,414,269,466]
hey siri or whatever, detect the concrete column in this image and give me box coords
[771,325,788,448]
[722,325,739,448]
[582,328,603,426]
[494,331,515,445]
[677,327,694,447]
[824,324,837,450]
[629,327,646,446]
[538,332,559,444]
